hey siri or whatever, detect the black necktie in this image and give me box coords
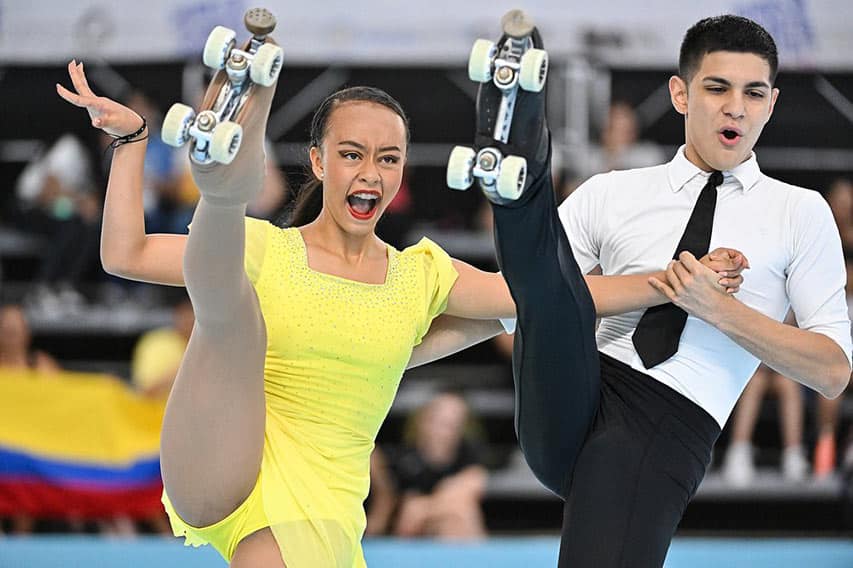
[632,171,724,369]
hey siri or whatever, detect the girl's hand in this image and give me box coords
[699,247,750,294]
[56,60,145,138]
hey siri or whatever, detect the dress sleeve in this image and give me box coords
[244,217,270,284]
[408,238,459,344]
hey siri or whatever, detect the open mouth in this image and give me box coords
[346,191,380,220]
[719,128,742,146]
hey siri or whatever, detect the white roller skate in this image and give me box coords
[447,9,549,202]
[161,7,283,165]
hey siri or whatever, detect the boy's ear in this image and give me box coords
[669,75,689,116]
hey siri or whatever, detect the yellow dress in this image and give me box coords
[163,217,458,566]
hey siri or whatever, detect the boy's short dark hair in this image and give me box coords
[679,15,778,84]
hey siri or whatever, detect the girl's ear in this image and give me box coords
[309,146,324,180]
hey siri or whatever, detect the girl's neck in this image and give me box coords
[300,212,384,264]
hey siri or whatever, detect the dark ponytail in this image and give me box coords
[284,85,410,227]
[288,178,324,227]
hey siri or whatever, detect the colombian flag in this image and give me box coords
[0,370,165,519]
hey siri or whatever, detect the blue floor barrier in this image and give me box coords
[1,536,852,567]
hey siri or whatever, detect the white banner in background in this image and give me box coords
[1,0,851,68]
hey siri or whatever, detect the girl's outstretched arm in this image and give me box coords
[408,315,505,369]
[57,60,186,286]
[409,249,748,367]
[442,249,747,320]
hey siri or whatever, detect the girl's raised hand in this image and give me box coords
[56,60,145,138]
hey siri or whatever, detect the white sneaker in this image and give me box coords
[782,445,809,483]
[722,442,755,488]
[55,283,86,314]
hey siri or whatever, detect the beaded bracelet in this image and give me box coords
[108,116,148,149]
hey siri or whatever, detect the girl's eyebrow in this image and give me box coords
[338,140,402,153]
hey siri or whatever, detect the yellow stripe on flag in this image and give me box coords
[0,370,164,465]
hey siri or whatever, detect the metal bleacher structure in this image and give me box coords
[2,19,853,538]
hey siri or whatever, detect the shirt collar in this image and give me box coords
[667,145,762,193]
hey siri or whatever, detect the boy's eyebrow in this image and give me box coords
[338,140,402,153]
[703,76,771,90]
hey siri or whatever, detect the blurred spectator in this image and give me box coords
[811,254,853,479]
[0,305,60,374]
[122,90,192,236]
[121,292,193,536]
[584,101,666,177]
[376,391,488,540]
[0,304,59,534]
[808,185,853,479]
[826,177,853,253]
[365,446,398,537]
[555,168,584,203]
[247,142,291,222]
[723,276,851,485]
[14,134,101,313]
[131,294,194,399]
[722,363,808,487]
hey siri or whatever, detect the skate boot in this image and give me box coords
[446,9,550,205]
[161,7,282,205]
[161,7,282,167]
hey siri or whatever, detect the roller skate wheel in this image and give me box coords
[446,146,477,190]
[250,43,284,87]
[468,39,496,83]
[209,121,243,165]
[161,103,196,148]
[501,9,535,39]
[496,155,527,200]
[203,26,237,70]
[244,7,276,36]
[519,48,548,93]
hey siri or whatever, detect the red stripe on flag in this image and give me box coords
[0,479,164,519]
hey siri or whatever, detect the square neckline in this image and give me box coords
[293,227,395,287]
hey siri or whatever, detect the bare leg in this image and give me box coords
[160,201,268,527]
[773,373,804,449]
[231,528,287,568]
[814,392,844,476]
[393,495,430,537]
[431,498,486,540]
[772,373,808,481]
[723,366,770,485]
[817,395,843,436]
[159,32,279,528]
[729,366,771,443]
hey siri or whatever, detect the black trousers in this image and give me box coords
[491,170,720,567]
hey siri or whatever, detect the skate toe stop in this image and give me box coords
[245,7,276,36]
[501,9,535,38]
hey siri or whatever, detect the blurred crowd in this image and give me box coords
[5,87,290,316]
[0,93,851,538]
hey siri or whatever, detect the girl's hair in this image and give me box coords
[287,86,410,227]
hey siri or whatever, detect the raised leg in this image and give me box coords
[160,201,268,527]
[474,13,600,496]
[159,26,279,527]
[493,170,600,496]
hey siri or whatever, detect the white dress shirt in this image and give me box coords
[559,146,852,426]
